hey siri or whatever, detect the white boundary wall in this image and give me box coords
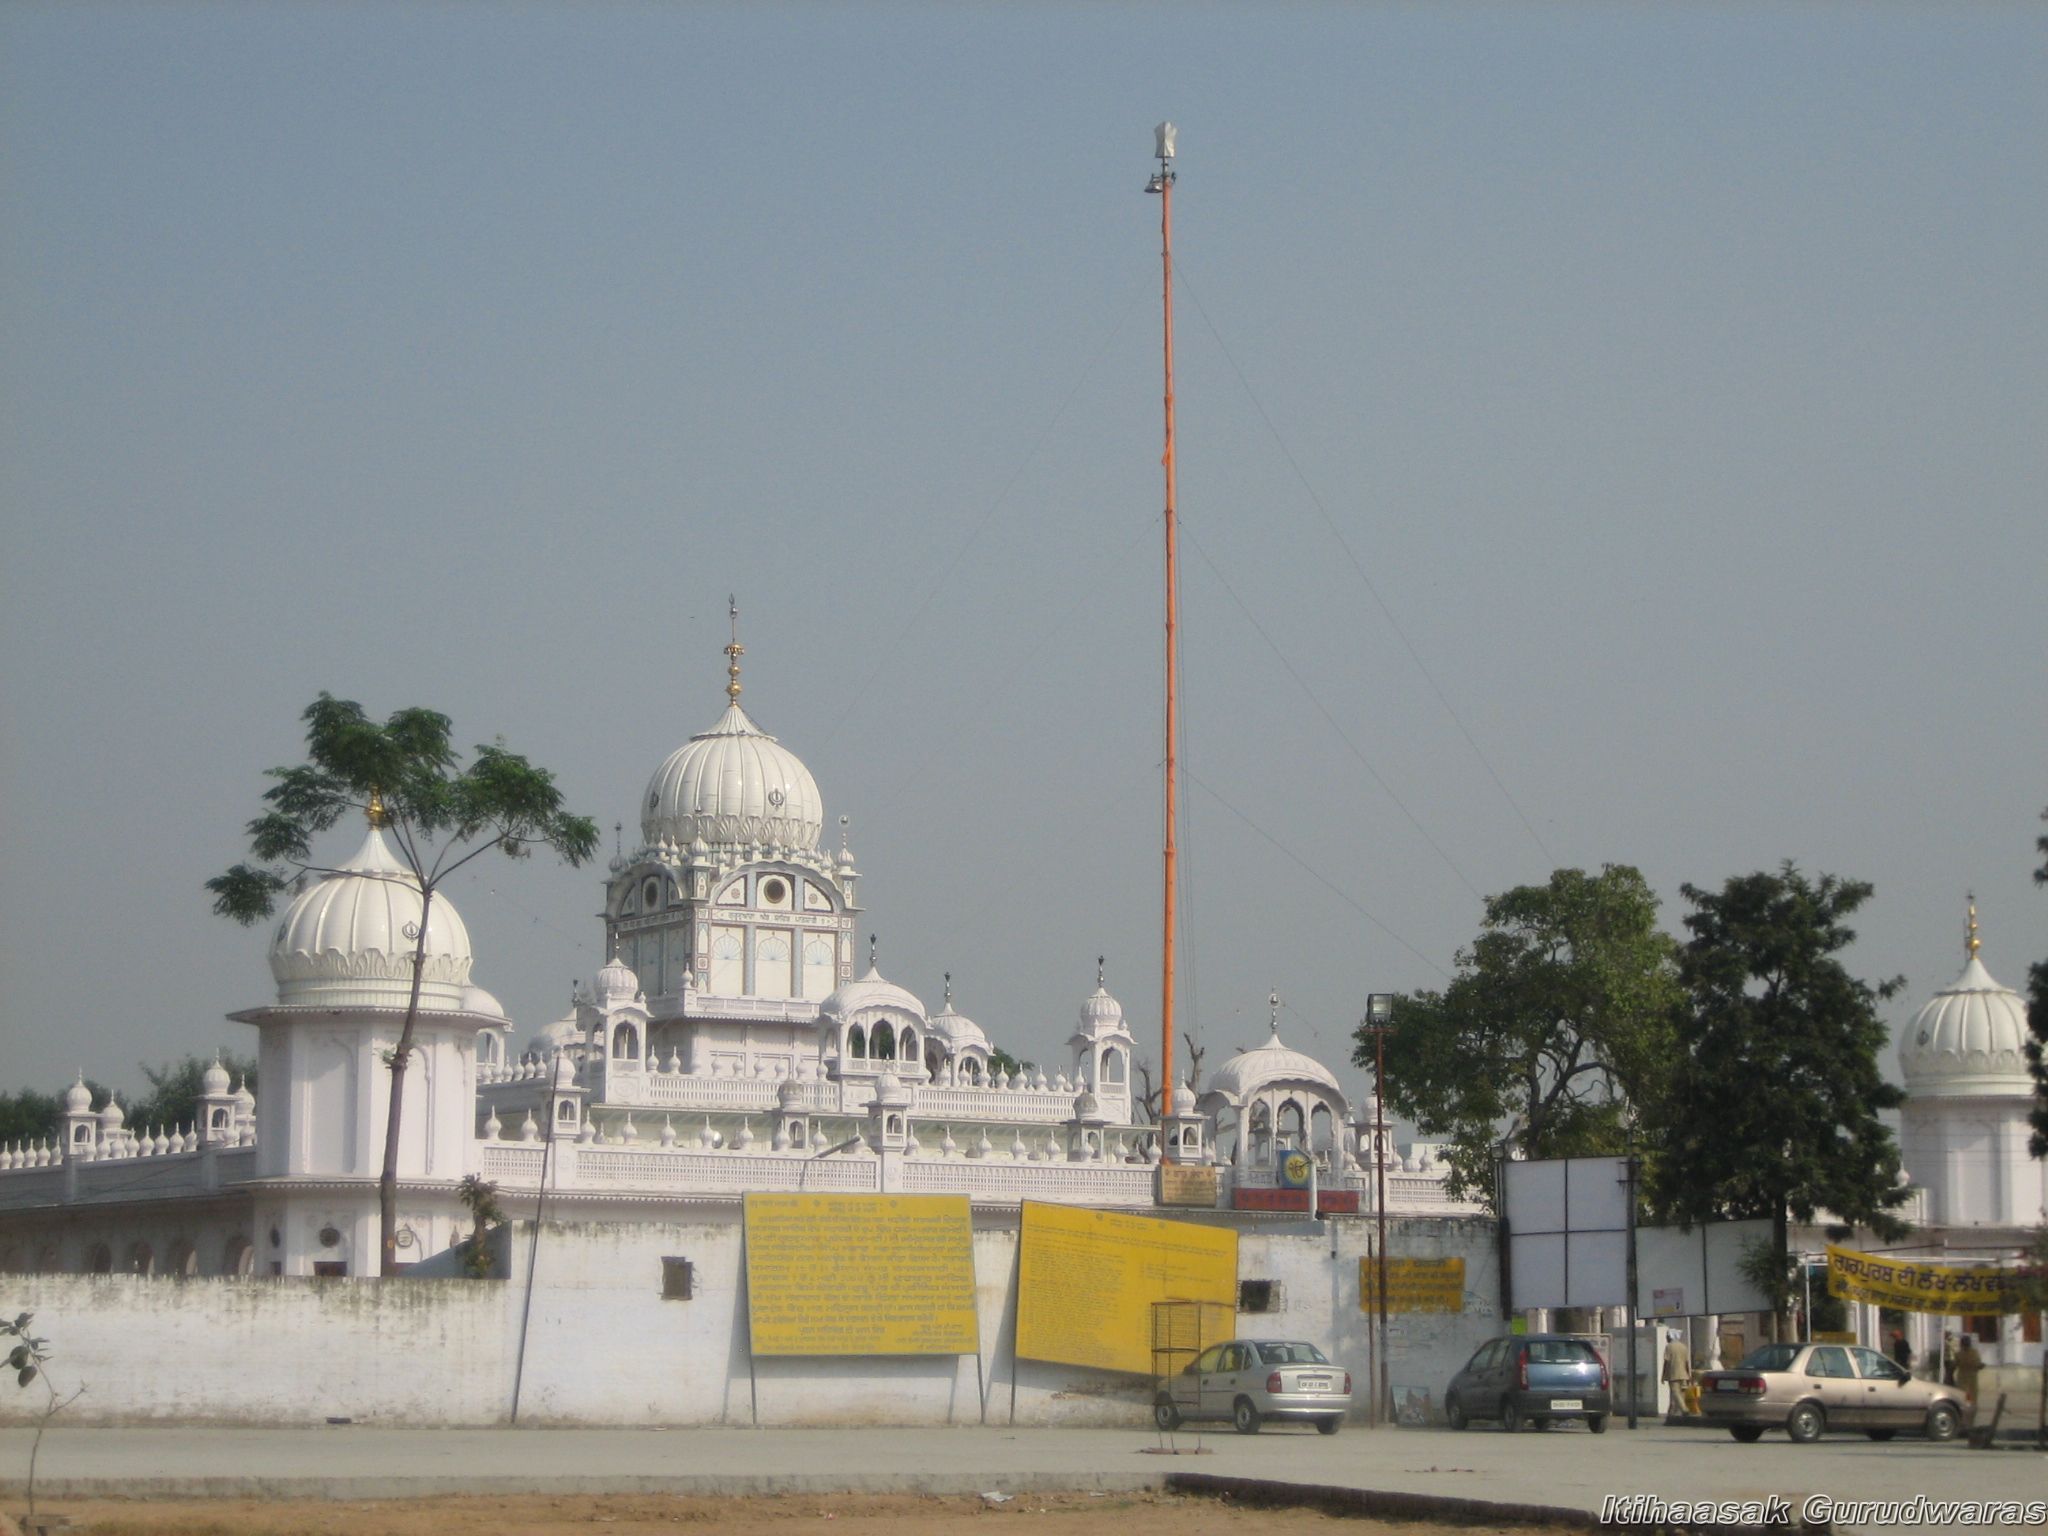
[0,1214,1497,1428]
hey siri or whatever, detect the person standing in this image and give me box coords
[1942,1330,1958,1385]
[1954,1336,1983,1408]
[1891,1330,1915,1374]
[1661,1329,1694,1420]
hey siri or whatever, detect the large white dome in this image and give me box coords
[1208,1027,1344,1102]
[1898,949,2032,1097]
[268,823,473,1009]
[641,702,824,851]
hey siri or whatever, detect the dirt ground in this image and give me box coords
[4,1491,1575,1536]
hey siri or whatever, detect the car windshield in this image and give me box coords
[1738,1344,1802,1372]
[1255,1342,1329,1365]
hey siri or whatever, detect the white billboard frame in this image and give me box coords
[1501,1155,1631,1310]
[1634,1218,1774,1318]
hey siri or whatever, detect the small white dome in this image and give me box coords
[928,990,989,1052]
[642,703,824,851]
[460,984,508,1021]
[268,824,472,1009]
[98,1096,123,1128]
[1208,1028,1343,1102]
[1171,1082,1198,1116]
[64,1077,93,1113]
[593,956,640,1004]
[1077,984,1126,1033]
[1899,950,2032,1097]
[201,1058,232,1096]
[821,965,927,1024]
[526,1010,585,1059]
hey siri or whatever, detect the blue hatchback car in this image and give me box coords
[1444,1333,1611,1432]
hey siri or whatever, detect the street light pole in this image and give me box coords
[1362,992,1395,1428]
[1623,1107,1640,1430]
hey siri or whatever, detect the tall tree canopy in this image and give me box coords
[2027,806,2048,1158]
[1355,865,1682,1205]
[1650,865,1911,1327]
[209,693,598,1275]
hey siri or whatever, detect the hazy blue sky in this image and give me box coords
[3,4,2042,1114]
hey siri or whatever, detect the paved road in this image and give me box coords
[1,1421,2041,1531]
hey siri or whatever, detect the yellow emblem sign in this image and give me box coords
[743,1193,979,1356]
[1359,1256,1466,1313]
[1016,1200,1237,1376]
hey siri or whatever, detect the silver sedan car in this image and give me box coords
[1698,1341,1966,1443]
[1155,1338,1352,1434]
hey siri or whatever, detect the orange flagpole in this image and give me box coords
[1149,125,1179,1145]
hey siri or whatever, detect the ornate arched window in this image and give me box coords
[873,1022,897,1061]
[1101,1047,1126,1086]
[1277,1100,1306,1147]
[612,1023,640,1060]
[848,1024,867,1058]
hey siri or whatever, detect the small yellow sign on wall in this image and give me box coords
[743,1193,978,1356]
[1359,1256,1466,1313]
[1016,1201,1237,1376]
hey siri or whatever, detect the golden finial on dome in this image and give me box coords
[724,594,745,704]
[1966,893,1980,957]
[366,787,390,828]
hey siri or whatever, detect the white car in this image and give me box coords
[1155,1338,1352,1434]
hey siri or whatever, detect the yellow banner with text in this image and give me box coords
[1359,1256,1466,1313]
[1015,1201,1237,1376]
[743,1193,979,1356]
[1825,1243,2031,1316]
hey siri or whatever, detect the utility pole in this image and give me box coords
[1361,993,1395,1426]
[1623,1109,1640,1430]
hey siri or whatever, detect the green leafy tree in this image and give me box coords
[1650,865,1911,1336]
[1356,865,1682,1205]
[2026,807,2048,1158]
[455,1174,506,1278]
[129,1052,259,1134]
[208,693,597,1276]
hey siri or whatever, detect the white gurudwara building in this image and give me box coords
[0,636,1472,1283]
[1886,904,2047,1367]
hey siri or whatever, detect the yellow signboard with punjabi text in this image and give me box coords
[1016,1201,1237,1375]
[1359,1256,1466,1313]
[743,1194,979,1356]
[1825,1243,2030,1316]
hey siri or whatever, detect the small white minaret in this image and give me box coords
[198,1057,238,1145]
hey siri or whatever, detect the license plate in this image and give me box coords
[1548,1399,1581,1411]
[1714,1380,1740,1392]
[1299,1377,1333,1389]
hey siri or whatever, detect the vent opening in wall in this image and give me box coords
[1238,1279,1278,1313]
[661,1256,695,1300]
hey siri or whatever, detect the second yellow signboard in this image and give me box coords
[1015,1201,1237,1376]
[744,1193,979,1356]
[1359,1256,1466,1313]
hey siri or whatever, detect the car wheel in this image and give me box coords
[1925,1403,1960,1442]
[1153,1397,1182,1432]
[1316,1415,1341,1435]
[1500,1398,1523,1433]
[1587,1414,1607,1434]
[1785,1402,1826,1444]
[1445,1395,1468,1431]
[1729,1425,1765,1443]
[1232,1397,1261,1435]
[1864,1428,1896,1442]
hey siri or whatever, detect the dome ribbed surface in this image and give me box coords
[1898,953,2032,1097]
[268,825,472,1009]
[642,703,824,851]
[1208,1029,1342,1100]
